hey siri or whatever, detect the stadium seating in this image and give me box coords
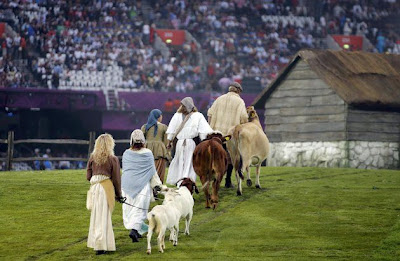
[0,0,399,91]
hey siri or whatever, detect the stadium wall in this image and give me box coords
[1,89,261,138]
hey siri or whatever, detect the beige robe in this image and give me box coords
[141,123,170,182]
[207,92,248,135]
[141,123,169,160]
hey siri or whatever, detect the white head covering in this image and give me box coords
[181,97,194,112]
[130,129,145,145]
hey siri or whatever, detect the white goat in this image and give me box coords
[146,202,180,254]
[146,178,198,254]
[163,183,195,235]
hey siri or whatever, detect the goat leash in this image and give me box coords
[119,196,160,211]
[121,200,149,211]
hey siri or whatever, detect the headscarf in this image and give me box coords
[181,97,195,112]
[130,129,145,145]
[145,109,162,136]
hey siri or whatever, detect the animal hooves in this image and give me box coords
[247,179,252,187]
[255,185,261,189]
[236,191,242,196]
[146,250,151,255]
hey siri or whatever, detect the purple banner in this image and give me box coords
[105,92,262,131]
[0,89,263,131]
[118,91,258,112]
[102,111,183,131]
[0,88,106,110]
[102,111,146,131]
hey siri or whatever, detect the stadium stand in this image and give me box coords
[0,0,399,91]
[149,0,399,90]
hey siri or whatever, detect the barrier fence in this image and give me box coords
[0,131,130,171]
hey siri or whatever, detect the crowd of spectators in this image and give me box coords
[0,147,86,171]
[149,0,400,89]
[316,0,400,53]
[1,0,149,89]
[0,30,29,88]
[149,0,313,89]
[0,56,25,88]
[0,0,203,91]
[30,148,85,171]
[0,0,399,91]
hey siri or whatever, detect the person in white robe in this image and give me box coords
[166,97,213,185]
[121,129,162,242]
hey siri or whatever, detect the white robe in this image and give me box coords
[122,184,151,235]
[87,175,116,251]
[166,112,213,185]
[122,150,162,235]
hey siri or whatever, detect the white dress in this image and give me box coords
[122,183,152,235]
[87,175,116,251]
[122,149,162,235]
[166,112,213,185]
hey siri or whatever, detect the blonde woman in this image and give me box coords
[86,133,122,255]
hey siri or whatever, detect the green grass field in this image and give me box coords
[1,167,400,260]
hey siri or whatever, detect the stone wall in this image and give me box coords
[268,141,399,169]
[349,141,399,169]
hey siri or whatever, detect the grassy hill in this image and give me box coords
[0,167,399,260]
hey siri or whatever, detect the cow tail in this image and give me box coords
[207,143,213,181]
[235,130,244,180]
[238,155,244,180]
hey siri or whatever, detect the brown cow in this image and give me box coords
[227,106,270,196]
[192,132,230,209]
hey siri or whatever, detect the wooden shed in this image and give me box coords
[253,50,400,169]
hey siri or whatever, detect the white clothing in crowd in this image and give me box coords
[166,111,213,185]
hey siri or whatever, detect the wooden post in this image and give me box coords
[6,131,14,171]
[88,131,96,159]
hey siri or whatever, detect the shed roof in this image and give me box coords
[253,50,400,110]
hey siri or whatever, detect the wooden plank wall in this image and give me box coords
[347,109,400,142]
[265,60,347,142]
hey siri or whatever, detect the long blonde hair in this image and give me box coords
[91,133,115,165]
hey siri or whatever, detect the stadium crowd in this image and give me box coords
[0,0,399,91]
[150,0,400,87]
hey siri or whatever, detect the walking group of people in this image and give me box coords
[85,82,249,255]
